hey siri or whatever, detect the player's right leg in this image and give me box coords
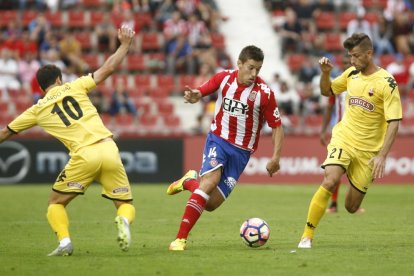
[298,165,344,249]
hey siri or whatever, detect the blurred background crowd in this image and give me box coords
[0,0,413,137]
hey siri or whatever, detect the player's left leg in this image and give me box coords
[113,200,135,252]
[326,183,340,213]
[170,168,222,251]
[344,185,365,213]
[47,191,78,256]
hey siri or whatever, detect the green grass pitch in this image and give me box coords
[0,183,413,275]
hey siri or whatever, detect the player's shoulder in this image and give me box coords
[343,66,359,78]
[254,76,272,93]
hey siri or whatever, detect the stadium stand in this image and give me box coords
[1,0,413,137]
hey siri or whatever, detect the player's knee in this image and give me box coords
[205,205,217,212]
[345,203,360,214]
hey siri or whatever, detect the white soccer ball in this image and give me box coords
[239,218,270,247]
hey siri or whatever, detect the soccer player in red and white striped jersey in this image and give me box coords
[166,45,284,251]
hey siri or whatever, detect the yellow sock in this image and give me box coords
[46,204,70,241]
[302,186,332,239]
[117,203,135,224]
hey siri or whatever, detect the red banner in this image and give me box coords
[184,135,414,184]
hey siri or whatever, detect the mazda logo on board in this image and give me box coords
[0,141,31,183]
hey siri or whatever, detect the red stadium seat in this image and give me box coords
[156,100,174,115]
[74,32,92,50]
[379,54,395,68]
[339,12,357,30]
[325,33,342,52]
[22,10,37,25]
[139,114,159,129]
[148,87,171,99]
[141,32,161,52]
[364,12,379,24]
[45,11,63,28]
[156,75,175,91]
[0,10,17,28]
[0,101,9,113]
[68,11,86,29]
[134,74,152,91]
[162,114,181,128]
[287,54,306,73]
[90,11,104,25]
[362,0,387,9]
[14,99,33,113]
[127,54,146,72]
[134,12,152,30]
[315,12,336,31]
[211,32,225,49]
[115,114,135,126]
[178,75,196,90]
[82,0,102,8]
[133,99,152,113]
[82,54,100,70]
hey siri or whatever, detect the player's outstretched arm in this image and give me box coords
[93,26,135,85]
[0,127,14,144]
[266,126,284,177]
[183,85,202,104]
[319,57,334,97]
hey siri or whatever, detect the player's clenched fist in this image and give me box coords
[318,56,333,73]
[118,25,135,45]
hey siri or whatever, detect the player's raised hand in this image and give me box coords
[184,86,202,104]
[266,158,280,177]
[118,25,135,46]
[319,57,333,73]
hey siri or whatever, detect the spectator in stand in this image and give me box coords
[292,0,316,33]
[347,7,373,39]
[269,72,282,94]
[384,0,411,22]
[108,79,138,118]
[298,56,319,84]
[14,30,38,59]
[0,48,21,100]
[59,32,89,74]
[408,60,414,90]
[386,53,409,94]
[89,89,108,115]
[390,10,413,55]
[277,81,301,116]
[187,14,211,49]
[18,51,41,96]
[40,30,60,55]
[372,13,395,56]
[95,12,118,52]
[278,8,303,56]
[41,48,66,71]
[28,13,50,46]
[155,0,175,25]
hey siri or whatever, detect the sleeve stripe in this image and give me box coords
[387,118,402,123]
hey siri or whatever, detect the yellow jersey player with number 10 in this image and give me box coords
[298,33,402,249]
[0,26,137,256]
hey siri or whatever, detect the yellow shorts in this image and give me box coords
[53,139,132,201]
[322,141,377,194]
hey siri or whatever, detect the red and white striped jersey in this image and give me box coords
[328,92,347,123]
[198,70,282,152]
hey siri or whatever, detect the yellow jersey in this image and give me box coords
[8,75,112,153]
[330,66,402,151]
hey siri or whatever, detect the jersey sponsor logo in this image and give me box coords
[222,97,248,117]
[349,96,374,111]
[224,177,236,190]
[113,187,129,194]
[0,141,30,183]
[67,182,84,190]
[248,90,258,101]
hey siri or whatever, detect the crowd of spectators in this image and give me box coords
[0,0,231,136]
[264,0,414,134]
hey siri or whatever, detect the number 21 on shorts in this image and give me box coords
[329,147,343,160]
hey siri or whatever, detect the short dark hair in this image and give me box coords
[36,64,62,91]
[343,33,373,51]
[238,45,264,63]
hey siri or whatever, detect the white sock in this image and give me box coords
[194,188,210,200]
[59,237,71,247]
